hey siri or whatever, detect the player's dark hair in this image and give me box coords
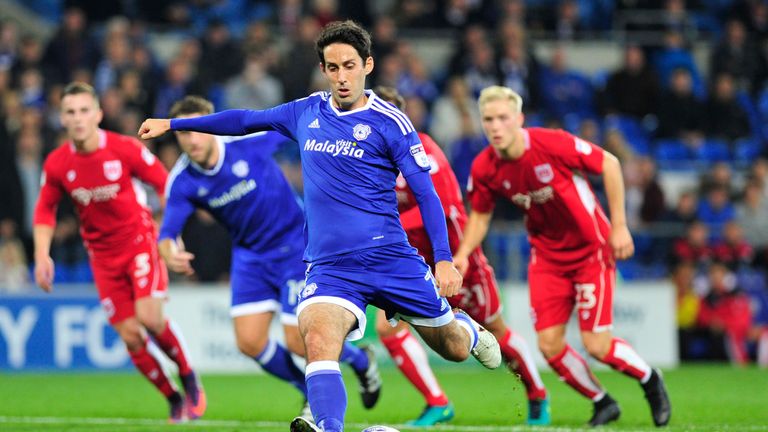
[62,82,98,105]
[315,20,372,65]
[373,86,405,111]
[169,95,214,118]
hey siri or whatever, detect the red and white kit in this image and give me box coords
[34,129,169,324]
[397,133,500,323]
[468,127,614,332]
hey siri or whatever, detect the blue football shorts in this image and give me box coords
[230,245,306,325]
[297,241,454,340]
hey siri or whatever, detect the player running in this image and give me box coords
[454,85,671,427]
[33,82,204,423]
[138,21,502,432]
[374,86,549,426]
[159,95,381,417]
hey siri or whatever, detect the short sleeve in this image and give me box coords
[552,131,604,175]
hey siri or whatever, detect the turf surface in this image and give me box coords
[0,364,766,431]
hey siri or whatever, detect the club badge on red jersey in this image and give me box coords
[534,163,554,183]
[103,160,122,181]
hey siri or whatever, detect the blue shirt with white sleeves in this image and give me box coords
[170,90,451,263]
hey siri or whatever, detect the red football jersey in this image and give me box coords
[468,128,609,265]
[34,129,167,252]
[396,132,466,231]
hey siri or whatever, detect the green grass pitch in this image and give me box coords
[0,364,766,431]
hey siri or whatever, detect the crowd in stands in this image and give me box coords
[1,0,767,364]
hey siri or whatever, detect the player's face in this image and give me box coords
[321,43,373,111]
[60,93,103,144]
[480,99,524,154]
[174,113,216,167]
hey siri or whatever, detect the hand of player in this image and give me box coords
[138,119,171,140]
[434,260,462,297]
[166,249,196,276]
[452,254,470,277]
[34,256,55,292]
[609,224,634,260]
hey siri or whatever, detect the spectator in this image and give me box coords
[538,45,594,123]
[603,45,660,119]
[93,35,132,95]
[398,55,439,106]
[672,262,702,360]
[224,52,283,110]
[656,67,705,147]
[625,156,666,229]
[710,19,761,94]
[550,0,585,40]
[653,30,704,98]
[196,20,243,88]
[737,179,768,268]
[602,128,633,163]
[697,184,736,239]
[671,220,712,269]
[697,261,753,365]
[152,57,194,117]
[711,221,754,271]
[280,16,321,102]
[41,7,99,84]
[704,73,751,144]
[10,36,44,86]
[429,76,482,156]
[0,237,30,292]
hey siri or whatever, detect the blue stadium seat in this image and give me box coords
[654,139,690,162]
[733,137,763,165]
[694,139,730,163]
[604,115,651,155]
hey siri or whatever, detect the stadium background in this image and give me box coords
[0,0,767,430]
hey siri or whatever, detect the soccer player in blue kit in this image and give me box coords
[158,95,382,418]
[140,21,501,432]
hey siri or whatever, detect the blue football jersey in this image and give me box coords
[160,132,304,258]
[231,90,432,261]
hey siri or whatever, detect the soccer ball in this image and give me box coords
[361,426,400,432]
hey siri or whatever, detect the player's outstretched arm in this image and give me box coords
[453,210,492,276]
[602,151,634,260]
[33,225,55,292]
[138,119,171,140]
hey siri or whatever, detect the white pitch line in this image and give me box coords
[1,416,767,432]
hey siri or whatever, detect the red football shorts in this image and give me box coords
[407,225,502,325]
[528,246,615,332]
[88,230,169,324]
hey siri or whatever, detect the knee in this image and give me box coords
[137,313,165,336]
[538,335,566,359]
[118,323,145,353]
[583,338,611,360]
[237,333,269,358]
[440,328,471,362]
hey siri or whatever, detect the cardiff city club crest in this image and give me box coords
[232,160,249,178]
[353,123,372,140]
[103,160,122,181]
[534,163,554,184]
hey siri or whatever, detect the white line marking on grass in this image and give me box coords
[2,416,768,432]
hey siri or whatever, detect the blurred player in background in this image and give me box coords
[454,85,671,427]
[159,95,382,418]
[138,21,501,432]
[374,86,550,427]
[32,82,204,423]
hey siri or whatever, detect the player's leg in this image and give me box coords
[457,254,549,424]
[529,263,618,426]
[292,302,357,432]
[375,309,453,426]
[233,254,307,397]
[575,253,670,427]
[131,244,205,420]
[92,253,184,423]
